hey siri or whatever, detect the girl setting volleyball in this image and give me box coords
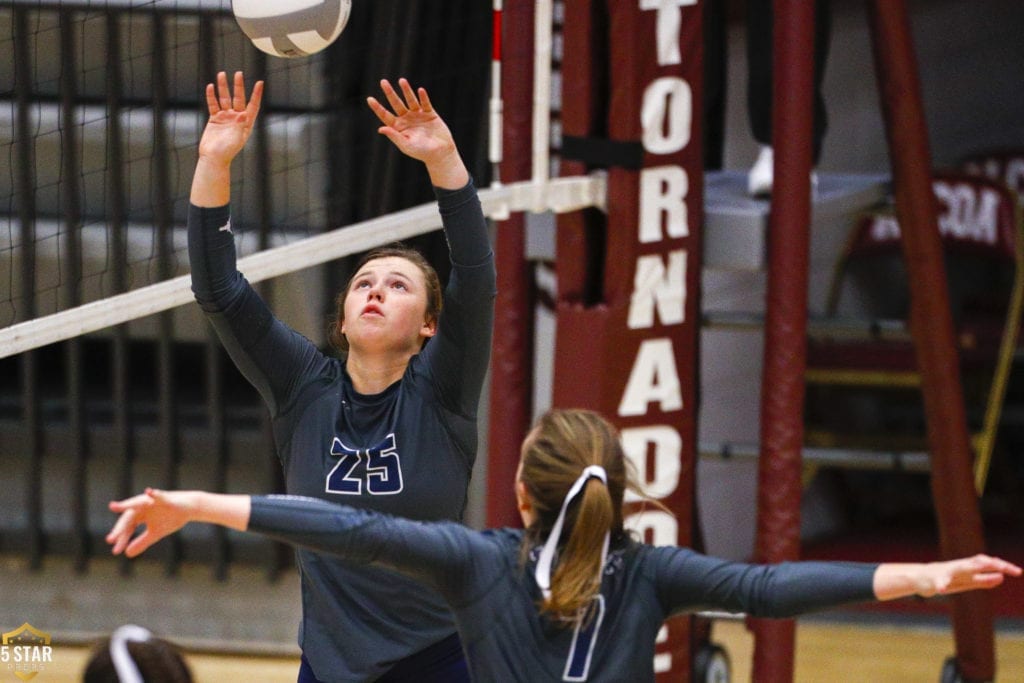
[188,71,494,681]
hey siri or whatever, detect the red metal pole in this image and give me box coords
[750,1,815,680]
[866,2,994,680]
[485,0,535,529]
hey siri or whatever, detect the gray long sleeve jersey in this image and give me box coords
[248,495,880,683]
[188,180,495,682]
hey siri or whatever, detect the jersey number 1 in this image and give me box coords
[563,595,606,681]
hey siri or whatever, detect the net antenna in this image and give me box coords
[489,0,503,186]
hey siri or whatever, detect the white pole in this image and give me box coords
[532,0,553,212]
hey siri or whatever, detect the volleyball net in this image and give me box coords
[1,0,598,357]
[0,176,604,358]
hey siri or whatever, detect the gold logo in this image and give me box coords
[1,623,52,681]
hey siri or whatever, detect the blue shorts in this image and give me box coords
[298,632,469,683]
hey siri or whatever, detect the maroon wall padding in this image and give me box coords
[557,0,607,306]
[555,2,704,680]
[486,0,536,530]
[867,2,994,679]
[748,2,816,681]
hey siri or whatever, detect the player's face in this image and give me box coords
[341,257,436,354]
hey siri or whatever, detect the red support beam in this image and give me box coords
[750,1,816,681]
[867,2,994,679]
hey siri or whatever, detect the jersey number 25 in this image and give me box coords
[326,434,404,495]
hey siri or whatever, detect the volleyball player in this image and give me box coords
[187,72,494,681]
[107,409,1021,682]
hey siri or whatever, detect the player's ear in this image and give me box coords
[420,316,437,339]
[515,479,535,526]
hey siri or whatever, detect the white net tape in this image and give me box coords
[0,174,606,358]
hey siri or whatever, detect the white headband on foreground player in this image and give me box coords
[109,624,153,683]
[534,465,611,601]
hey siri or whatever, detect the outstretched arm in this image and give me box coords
[368,80,495,416]
[186,71,328,417]
[873,555,1021,601]
[655,547,1021,619]
[191,71,264,207]
[106,491,495,603]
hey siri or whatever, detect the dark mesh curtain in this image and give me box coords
[322,2,492,298]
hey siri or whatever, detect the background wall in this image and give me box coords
[720,0,1024,176]
[698,0,1024,561]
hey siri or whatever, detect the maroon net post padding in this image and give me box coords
[486,0,536,530]
[749,1,817,680]
[556,2,704,680]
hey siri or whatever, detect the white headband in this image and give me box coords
[109,624,152,683]
[534,465,610,601]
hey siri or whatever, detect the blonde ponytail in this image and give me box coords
[519,410,627,625]
[546,478,614,619]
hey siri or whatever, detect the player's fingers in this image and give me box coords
[398,78,420,110]
[109,526,134,556]
[232,71,247,111]
[125,529,157,559]
[418,88,434,113]
[366,97,395,127]
[205,83,219,117]
[379,79,408,116]
[981,554,1021,573]
[377,126,405,147]
[232,70,245,111]
[106,508,134,535]
[946,572,1005,595]
[247,81,265,123]
[974,571,1008,586]
[108,492,154,512]
[976,556,1022,576]
[105,518,127,547]
[216,71,231,111]
[105,510,138,551]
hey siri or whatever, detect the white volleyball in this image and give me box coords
[232,0,352,59]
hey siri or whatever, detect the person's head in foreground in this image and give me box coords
[82,624,192,683]
[516,409,632,620]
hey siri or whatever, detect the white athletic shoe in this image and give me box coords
[747,145,820,198]
[747,145,774,197]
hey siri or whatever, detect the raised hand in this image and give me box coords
[106,488,195,558]
[367,78,468,189]
[198,71,264,166]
